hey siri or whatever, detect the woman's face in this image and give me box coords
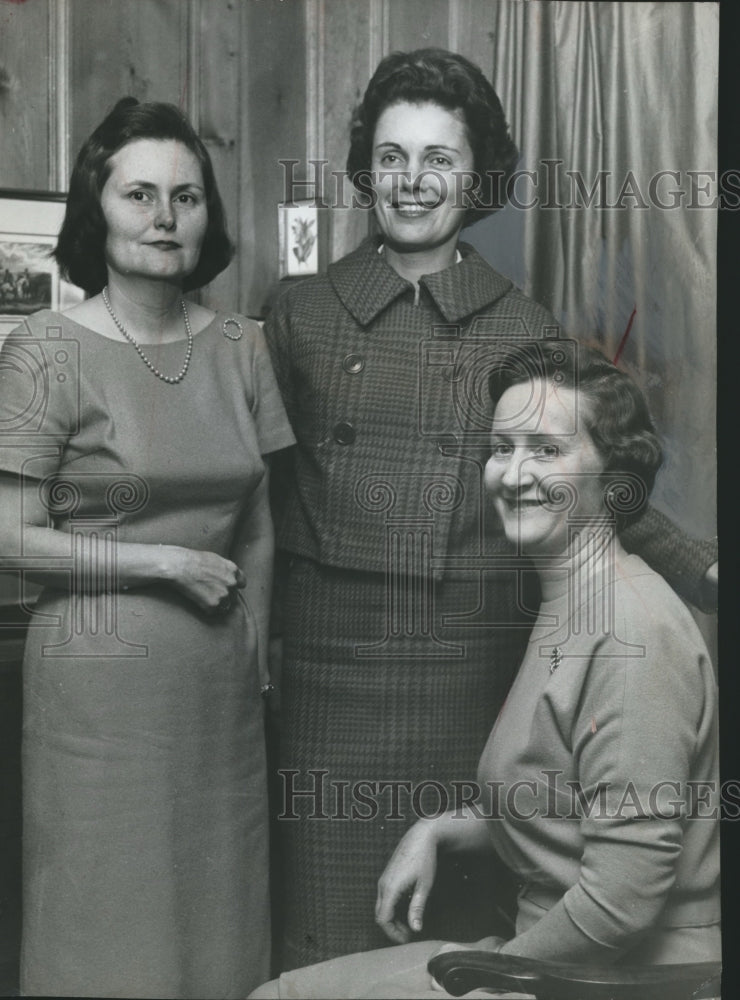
[484,380,607,557]
[100,138,208,286]
[370,101,474,254]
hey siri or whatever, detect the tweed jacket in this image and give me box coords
[265,237,717,602]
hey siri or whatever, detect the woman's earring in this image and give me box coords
[603,476,648,518]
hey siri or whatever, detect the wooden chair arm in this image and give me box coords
[426,949,721,999]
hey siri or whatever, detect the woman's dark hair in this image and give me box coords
[488,340,663,526]
[346,48,519,222]
[54,97,234,294]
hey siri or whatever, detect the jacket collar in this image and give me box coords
[328,236,514,327]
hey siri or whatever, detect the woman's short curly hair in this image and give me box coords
[488,340,663,526]
[54,97,234,294]
[346,48,519,222]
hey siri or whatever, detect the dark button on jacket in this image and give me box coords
[332,421,356,445]
[342,353,365,374]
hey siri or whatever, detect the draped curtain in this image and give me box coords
[463,1,718,546]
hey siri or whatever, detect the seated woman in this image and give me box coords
[251,340,720,998]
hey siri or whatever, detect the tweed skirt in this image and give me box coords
[274,556,531,971]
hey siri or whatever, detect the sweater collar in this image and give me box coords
[328,236,514,327]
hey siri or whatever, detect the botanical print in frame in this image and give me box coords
[278,201,320,278]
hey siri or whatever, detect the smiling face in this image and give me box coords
[100,138,208,286]
[370,101,474,254]
[484,380,608,557]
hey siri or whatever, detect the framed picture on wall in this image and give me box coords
[0,189,84,339]
[0,190,84,607]
[277,201,320,278]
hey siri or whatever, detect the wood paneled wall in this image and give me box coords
[0,0,503,317]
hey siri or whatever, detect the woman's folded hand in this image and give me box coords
[163,546,246,614]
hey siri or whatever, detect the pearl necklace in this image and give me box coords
[101,286,193,384]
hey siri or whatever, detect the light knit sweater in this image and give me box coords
[478,544,720,964]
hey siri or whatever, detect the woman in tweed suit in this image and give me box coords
[264,48,718,971]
